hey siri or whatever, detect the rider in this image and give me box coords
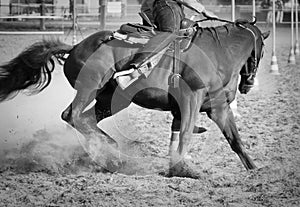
[115,0,217,89]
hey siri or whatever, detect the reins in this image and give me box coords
[196,17,234,24]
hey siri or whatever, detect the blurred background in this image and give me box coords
[0,0,299,32]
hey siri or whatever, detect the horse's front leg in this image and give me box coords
[169,118,206,158]
[207,102,256,170]
[168,89,204,178]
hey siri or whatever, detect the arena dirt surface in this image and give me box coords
[0,26,299,206]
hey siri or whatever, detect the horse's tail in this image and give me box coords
[0,39,73,101]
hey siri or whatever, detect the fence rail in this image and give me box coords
[1,3,300,24]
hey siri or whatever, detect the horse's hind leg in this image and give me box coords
[61,85,100,128]
[207,103,256,170]
[82,86,131,123]
[62,87,117,147]
[62,95,122,127]
[62,83,130,143]
[61,104,74,127]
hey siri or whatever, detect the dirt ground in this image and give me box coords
[0,26,299,206]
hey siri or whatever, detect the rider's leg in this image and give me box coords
[116,0,184,89]
[153,0,183,32]
[116,32,177,89]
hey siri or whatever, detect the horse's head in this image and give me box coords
[238,19,270,94]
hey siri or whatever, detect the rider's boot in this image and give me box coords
[115,52,149,89]
[116,67,141,89]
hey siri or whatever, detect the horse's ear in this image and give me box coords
[262,31,270,40]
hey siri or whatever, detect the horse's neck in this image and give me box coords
[216,25,254,73]
[195,25,253,88]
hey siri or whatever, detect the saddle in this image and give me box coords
[112,19,198,88]
[113,23,156,44]
[113,19,196,48]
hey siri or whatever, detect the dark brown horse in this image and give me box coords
[0,20,269,178]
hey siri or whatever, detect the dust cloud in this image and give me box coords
[0,69,102,174]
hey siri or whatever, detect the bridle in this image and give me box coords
[236,22,262,77]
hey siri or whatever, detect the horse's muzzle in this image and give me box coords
[239,84,253,94]
[239,76,255,94]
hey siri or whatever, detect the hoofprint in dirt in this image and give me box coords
[0,30,300,206]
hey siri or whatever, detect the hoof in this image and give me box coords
[104,154,126,173]
[167,160,205,179]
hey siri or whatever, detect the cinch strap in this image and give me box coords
[170,40,181,88]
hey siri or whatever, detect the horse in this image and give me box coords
[0,19,269,178]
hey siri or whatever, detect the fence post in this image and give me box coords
[121,0,127,17]
[9,3,12,15]
[72,0,77,45]
[252,0,259,89]
[270,0,280,74]
[40,0,46,31]
[231,0,235,20]
[99,0,107,30]
[288,0,296,64]
[295,0,299,55]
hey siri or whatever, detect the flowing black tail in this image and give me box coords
[0,39,73,101]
